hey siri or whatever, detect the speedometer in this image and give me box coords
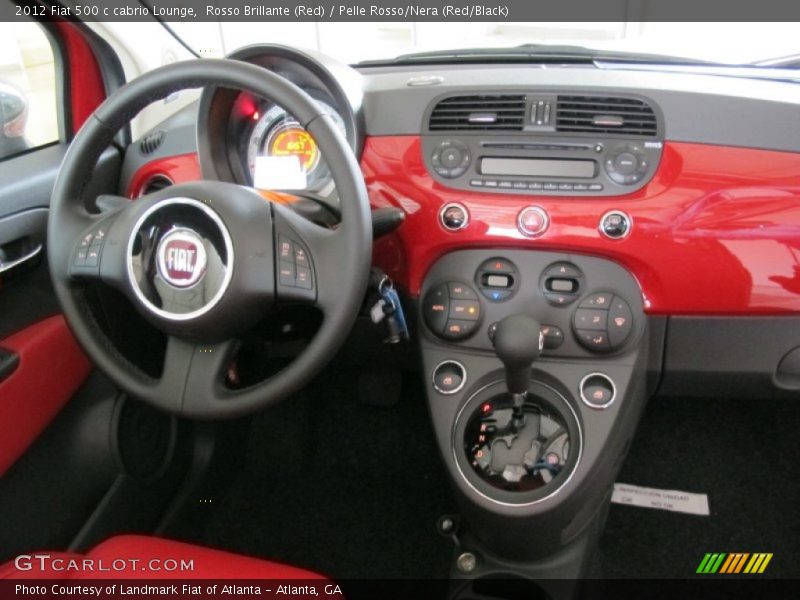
[246,100,346,190]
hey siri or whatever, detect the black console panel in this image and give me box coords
[417,248,652,569]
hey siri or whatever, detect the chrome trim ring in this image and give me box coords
[439,202,470,232]
[579,372,618,410]
[517,205,550,237]
[598,209,633,240]
[126,197,235,322]
[432,360,467,395]
[451,379,583,508]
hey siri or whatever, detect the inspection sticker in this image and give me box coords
[611,483,710,516]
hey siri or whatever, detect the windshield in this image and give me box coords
[158,22,799,66]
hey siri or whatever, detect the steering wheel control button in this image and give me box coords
[423,282,481,340]
[517,206,549,237]
[275,235,315,296]
[432,361,467,395]
[439,203,469,231]
[279,261,296,286]
[476,257,519,301]
[600,210,632,240]
[73,224,111,272]
[278,236,293,260]
[580,373,617,409]
[608,296,634,346]
[540,325,564,350]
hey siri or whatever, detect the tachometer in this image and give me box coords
[246,100,346,190]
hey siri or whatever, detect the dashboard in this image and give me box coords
[122,44,800,323]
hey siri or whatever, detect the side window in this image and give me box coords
[0,20,59,161]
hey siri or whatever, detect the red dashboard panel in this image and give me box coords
[128,153,202,198]
[128,137,800,316]
[364,137,800,316]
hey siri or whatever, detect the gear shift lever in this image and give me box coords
[492,315,543,408]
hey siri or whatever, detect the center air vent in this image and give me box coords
[556,96,657,136]
[429,95,526,131]
[138,174,173,197]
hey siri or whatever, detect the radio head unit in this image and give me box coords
[421,92,664,196]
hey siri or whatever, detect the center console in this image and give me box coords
[417,248,652,587]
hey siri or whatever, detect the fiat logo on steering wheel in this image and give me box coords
[156,229,208,288]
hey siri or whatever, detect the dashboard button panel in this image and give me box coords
[423,281,483,341]
[573,293,633,352]
[419,249,642,359]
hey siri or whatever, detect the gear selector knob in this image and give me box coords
[492,315,543,396]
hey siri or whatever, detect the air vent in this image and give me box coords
[556,96,657,136]
[139,130,165,155]
[139,175,173,197]
[429,95,526,131]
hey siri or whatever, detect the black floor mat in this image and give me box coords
[198,368,458,578]
[197,371,799,580]
[599,396,800,578]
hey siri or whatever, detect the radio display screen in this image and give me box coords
[480,157,596,179]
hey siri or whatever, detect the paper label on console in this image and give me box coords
[611,482,710,516]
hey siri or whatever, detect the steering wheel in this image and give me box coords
[47,59,372,419]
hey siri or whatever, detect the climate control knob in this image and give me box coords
[423,281,482,341]
[573,292,634,352]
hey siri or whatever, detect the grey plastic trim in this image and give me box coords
[358,64,800,153]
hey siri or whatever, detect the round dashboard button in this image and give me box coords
[614,152,639,174]
[599,210,632,240]
[517,206,549,237]
[432,360,467,395]
[440,203,469,231]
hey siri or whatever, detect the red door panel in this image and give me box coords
[0,316,91,476]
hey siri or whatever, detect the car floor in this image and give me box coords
[194,367,799,580]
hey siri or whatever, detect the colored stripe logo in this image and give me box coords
[697,553,772,574]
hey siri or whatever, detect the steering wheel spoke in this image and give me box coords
[154,336,239,416]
